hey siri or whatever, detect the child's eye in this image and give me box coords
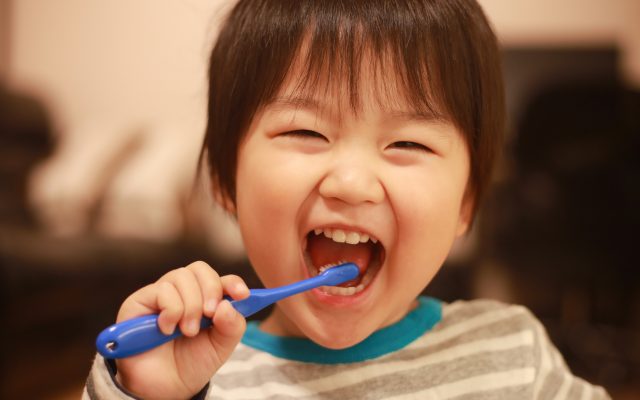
[281,129,328,141]
[388,141,432,152]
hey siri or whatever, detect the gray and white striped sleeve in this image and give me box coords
[526,308,610,400]
[83,355,138,400]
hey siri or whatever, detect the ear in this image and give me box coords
[455,193,474,237]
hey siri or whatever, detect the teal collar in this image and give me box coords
[241,296,442,364]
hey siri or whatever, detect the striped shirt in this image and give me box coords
[84,298,610,399]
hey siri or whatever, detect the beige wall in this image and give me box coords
[6,0,229,133]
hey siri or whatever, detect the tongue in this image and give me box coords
[307,234,373,276]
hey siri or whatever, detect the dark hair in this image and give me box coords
[202,0,504,220]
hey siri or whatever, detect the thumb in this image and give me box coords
[208,300,246,365]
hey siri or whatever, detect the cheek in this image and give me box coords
[236,139,320,212]
[236,141,296,217]
[237,166,315,232]
[236,166,289,248]
[234,144,319,281]
[388,166,468,258]
[235,168,293,286]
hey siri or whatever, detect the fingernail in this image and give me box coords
[235,283,249,295]
[187,319,199,335]
[219,300,234,320]
[163,324,177,335]
[205,298,218,313]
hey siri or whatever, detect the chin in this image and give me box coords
[313,334,364,350]
[301,320,372,350]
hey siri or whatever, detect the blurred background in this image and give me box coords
[0,0,638,398]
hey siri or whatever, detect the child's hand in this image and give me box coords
[113,261,249,400]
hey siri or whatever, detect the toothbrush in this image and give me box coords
[96,262,359,359]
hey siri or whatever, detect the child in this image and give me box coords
[85,0,610,398]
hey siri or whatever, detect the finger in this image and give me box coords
[208,300,246,363]
[220,274,250,300]
[187,261,223,317]
[117,281,184,335]
[159,268,204,337]
[116,283,160,321]
[156,282,185,335]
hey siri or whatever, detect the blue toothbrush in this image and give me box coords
[96,262,359,359]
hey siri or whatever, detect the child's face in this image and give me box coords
[232,61,472,349]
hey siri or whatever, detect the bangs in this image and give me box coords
[282,10,450,121]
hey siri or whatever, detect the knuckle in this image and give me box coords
[159,285,182,309]
[183,301,203,318]
[188,260,211,272]
[159,268,183,282]
[158,280,175,293]
[162,303,182,321]
[221,274,242,285]
[222,274,247,290]
[167,303,182,316]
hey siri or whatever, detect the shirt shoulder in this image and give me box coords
[433,299,610,399]
[436,298,544,346]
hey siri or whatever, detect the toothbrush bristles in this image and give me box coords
[318,261,347,274]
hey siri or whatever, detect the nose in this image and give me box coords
[318,158,385,205]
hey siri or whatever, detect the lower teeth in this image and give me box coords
[319,283,365,296]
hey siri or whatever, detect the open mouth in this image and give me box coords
[304,228,385,296]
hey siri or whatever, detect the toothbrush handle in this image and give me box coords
[95,293,272,359]
[95,286,304,359]
[96,314,214,359]
[95,278,324,359]
[96,263,359,359]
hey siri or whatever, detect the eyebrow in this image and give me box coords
[267,95,447,124]
[267,96,323,112]
[386,108,445,123]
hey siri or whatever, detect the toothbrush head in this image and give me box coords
[319,262,360,286]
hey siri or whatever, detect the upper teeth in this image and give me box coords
[313,228,378,245]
